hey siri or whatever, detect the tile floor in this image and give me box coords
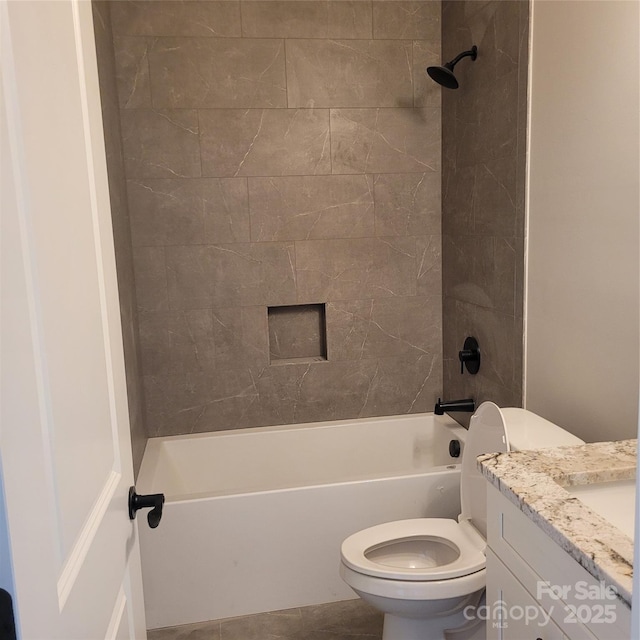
[147,599,383,640]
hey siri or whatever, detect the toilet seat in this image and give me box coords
[341,518,486,581]
[340,562,486,601]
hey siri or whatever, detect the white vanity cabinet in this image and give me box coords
[486,485,631,640]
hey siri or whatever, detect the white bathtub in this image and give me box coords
[137,413,467,629]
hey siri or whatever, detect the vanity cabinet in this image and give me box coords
[486,485,630,640]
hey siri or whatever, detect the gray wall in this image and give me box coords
[441,0,528,423]
[526,0,639,442]
[107,0,444,437]
[93,2,148,475]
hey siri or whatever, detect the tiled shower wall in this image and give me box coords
[108,0,444,436]
[441,0,528,422]
[93,2,147,474]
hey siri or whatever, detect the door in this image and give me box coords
[1,1,147,638]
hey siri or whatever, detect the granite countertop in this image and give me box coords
[479,440,636,606]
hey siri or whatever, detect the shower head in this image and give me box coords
[427,45,478,89]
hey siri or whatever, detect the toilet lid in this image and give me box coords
[460,401,510,538]
[340,519,486,581]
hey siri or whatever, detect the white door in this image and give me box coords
[1,1,147,638]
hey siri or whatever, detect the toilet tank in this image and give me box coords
[502,408,585,450]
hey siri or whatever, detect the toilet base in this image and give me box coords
[382,609,485,640]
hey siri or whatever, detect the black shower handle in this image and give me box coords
[458,336,481,374]
[128,486,165,529]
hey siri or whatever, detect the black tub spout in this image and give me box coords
[434,398,475,415]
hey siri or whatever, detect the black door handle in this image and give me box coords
[128,486,165,529]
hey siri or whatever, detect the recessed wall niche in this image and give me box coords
[268,304,327,364]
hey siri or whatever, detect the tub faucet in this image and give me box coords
[434,398,475,415]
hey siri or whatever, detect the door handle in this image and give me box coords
[128,486,164,529]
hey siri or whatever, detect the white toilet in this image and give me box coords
[339,402,584,640]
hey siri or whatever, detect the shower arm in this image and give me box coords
[446,46,478,70]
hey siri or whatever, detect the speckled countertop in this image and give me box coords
[479,440,636,606]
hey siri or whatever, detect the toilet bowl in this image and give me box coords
[339,402,584,640]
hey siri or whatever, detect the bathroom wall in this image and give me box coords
[108,0,444,436]
[526,0,639,442]
[93,2,148,474]
[441,0,529,423]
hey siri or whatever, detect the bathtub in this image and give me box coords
[137,413,467,629]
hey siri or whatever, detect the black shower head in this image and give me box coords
[426,45,478,89]
[426,63,459,89]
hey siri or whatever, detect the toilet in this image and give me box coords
[339,402,584,640]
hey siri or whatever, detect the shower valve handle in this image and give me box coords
[128,486,165,529]
[458,336,480,375]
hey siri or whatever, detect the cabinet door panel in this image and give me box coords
[487,549,567,640]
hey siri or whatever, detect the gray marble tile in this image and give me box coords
[212,306,269,369]
[239,362,311,427]
[179,600,384,640]
[113,37,152,109]
[128,178,250,246]
[248,175,374,241]
[325,1,375,40]
[443,235,517,313]
[416,235,442,296]
[373,172,440,237]
[473,155,518,237]
[372,0,440,40]
[132,246,169,311]
[475,367,521,410]
[148,37,286,109]
[143,345,443,434]
[441,296,521,414]
[442,163,475,237]
[357,353,442,417]
[287,359,378,423]
[286,39,413,108]
[93,0,148,475]
[330,108,440,174]
[241,1,373,39]
[441,296,478,427]
[144,359,384,432]
[455,71,519,169]
[138,309,215,376]
[120,109,201,179]
[440,0,527,414]
[489,0,522,80]
[219,606,304,639]
[143,367,261,436]
[327,296,441,361]
[471,303,519,392]
[200,108,331,177]
[297,599,383,637]
[165,243,297,309]
[412,40,442,108]
[295,237,417,301]
[148,621,221,640]
[111,1,241,37]
[442,236,478,308]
